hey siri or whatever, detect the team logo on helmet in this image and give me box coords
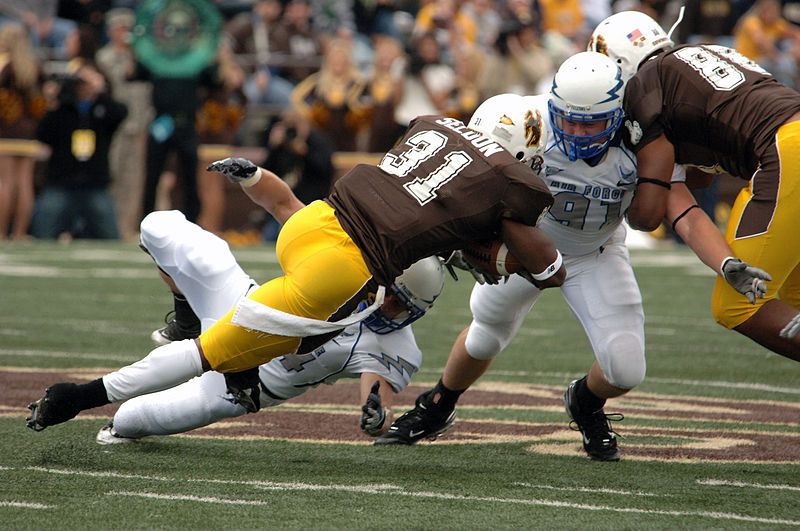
[499,114,514,125]
[593,35,609,57]
[524,109,543,148]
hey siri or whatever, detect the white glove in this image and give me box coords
[443,250,502,285]
[360,381,386,436]
[721,257,772,305]
[779,313,800,339]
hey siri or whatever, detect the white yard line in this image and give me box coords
[698,478,800,492]
[20,466,800,526]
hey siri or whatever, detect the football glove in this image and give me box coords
[779,313,800,340]
[443,250,502,285]
[207,157,259,184]
[721,257,772,305]
[224,368,261,413]
[360,381,386,436]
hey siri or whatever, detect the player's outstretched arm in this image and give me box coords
[668,182,771,304]
[207,157,305,225]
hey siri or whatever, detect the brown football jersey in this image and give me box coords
[326,115,553,285]
[623,44,800,180]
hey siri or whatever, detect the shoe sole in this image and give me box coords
[374,410,456,445]
[96,429,138,445]
[25,398,46,431]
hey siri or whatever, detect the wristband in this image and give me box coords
[239,167,263,188]
[532,250,563,281]
[720,256,736,274]
[637,177,671,190]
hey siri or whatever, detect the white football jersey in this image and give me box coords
[258,322,422,404]
[528,94,637,256]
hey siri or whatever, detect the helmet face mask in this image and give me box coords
[364,256,445,334]
[588,11,674,82]
[548,51,624,161]
[468,93,549,174]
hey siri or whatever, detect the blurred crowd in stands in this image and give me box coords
[0,0,799,242]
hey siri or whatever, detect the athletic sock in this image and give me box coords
[574,375,606,413]
[173,293,200,332]
[425,378,464,417]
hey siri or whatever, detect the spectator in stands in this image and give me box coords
[539,0,589,48]
[354,0,417,41]
[31,61,126,240]
[361,35,407,153]
[479,18,554,97]
[195,43,246,234]
[225,0,294,110]
[444,43,485,123]
[0,22,46,241]
[461,0,504,52]
[259,108,335,240]
[95,8,152,242]
[132,55,223,224]
[290,38,366,152]
[413,0,478,64]
[0,0,77,59]
[272,0,322,86]
[677,0,739,46]
[393,31,455,128]
[734,0,800,88]
[65,23,100,64]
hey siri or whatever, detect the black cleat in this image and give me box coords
[562,380,623,461]
[150,310,201,346]
[26,383,83,431]
[374,390,456,445]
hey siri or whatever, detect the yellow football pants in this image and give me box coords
[712,121,800,328]
[199,200,374,372]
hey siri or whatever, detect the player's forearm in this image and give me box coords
[241,166,305,225]
[674,211,729,275]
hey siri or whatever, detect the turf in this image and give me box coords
[1,240,798,529]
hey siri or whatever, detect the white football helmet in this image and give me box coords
[588,11,674,81]
[548,51,624,161]
[468,93,549,173]
[364,256,445,334]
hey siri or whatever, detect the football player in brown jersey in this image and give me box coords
[590,11,800,362]
[26,94,566,434]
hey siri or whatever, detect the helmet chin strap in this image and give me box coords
[667,5,685,41]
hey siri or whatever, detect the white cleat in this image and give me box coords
[96,421,139,445]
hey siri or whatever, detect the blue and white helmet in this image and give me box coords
[548,51,624,162]
[364,256,445,334]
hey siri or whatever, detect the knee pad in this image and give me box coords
[598,331,645,390]
[464,320,514,361]
[140,210,188,255]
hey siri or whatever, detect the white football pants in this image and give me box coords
[465,227,646,389]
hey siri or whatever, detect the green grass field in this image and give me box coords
[1,240,798,530]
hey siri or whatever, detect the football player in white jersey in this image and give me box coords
[376,52,769,460]
[95,203,445,444]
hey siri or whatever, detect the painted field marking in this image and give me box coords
[19,466,800,526]
[108,491,270,505]
[0,501,54,509]
[512,482,664,497]
[698,479,800,492]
